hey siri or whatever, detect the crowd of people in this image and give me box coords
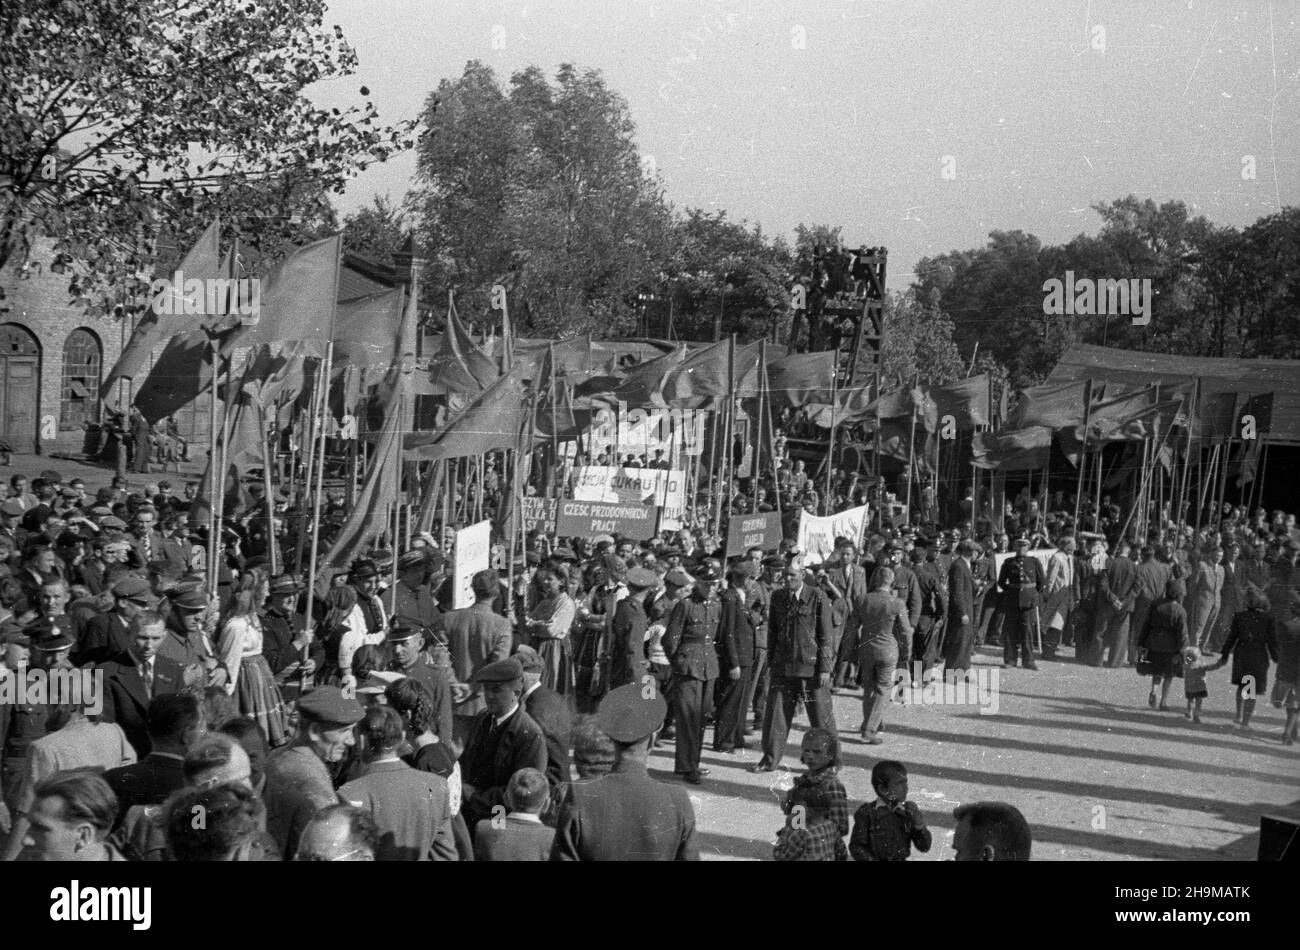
[0,439,1295,861]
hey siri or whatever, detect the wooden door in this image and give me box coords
[0,325,39,453]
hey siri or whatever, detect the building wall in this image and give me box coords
[0,237,125,454]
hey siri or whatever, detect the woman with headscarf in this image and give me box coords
[1214,586,1281,731]
[217,568,291,747]
[1136,578,1189,711]
[314,584,366,689]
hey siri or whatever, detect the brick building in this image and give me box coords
[0,236,124,454]
[0,235,419,456]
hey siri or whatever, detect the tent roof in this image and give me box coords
[1047,343,1300,445]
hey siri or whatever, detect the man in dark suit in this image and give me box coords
[76,575,156,668]
[996,537,1044,670]
[942,540,978,673]
[662,564,722,784]
[1094,539,1139,667]
[515,646,572,788]
[437,569,514,749]
[458,657,547,835]
[752,558,837,773]
[97,610,184,758]
[713,561,758,753]
[910,544,948,679]
[551,683,698,861]
[103,692,204,827]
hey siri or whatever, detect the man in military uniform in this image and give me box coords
[752,558,837,772]
[550,682,698,861]
[997,536,1043,669]
[386,621,453,743]
[662,563,722,784]
[608,566,657,689]
[0,625,53,836]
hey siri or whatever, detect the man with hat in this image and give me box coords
[156,583,219,686]
[609,566,658,690]
[550,682,698,861]
[98,610,185,758]
[714,560,761,754]
[263,685,364,857]
[752,558,837,772]
[0,625,54,834]
[996,535,1045,670]
[0,499,26,548]
[438,568,514,750]
[457,656,547,834]
[75,575,158,668]
[385,550,444,634]
[387,620,453,743]
[260,574,321,700]
[662,562,722,784]
[514,645,572,788]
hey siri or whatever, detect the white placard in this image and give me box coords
[452,519,492,609]
[796,504,871,565]
[572,466,687,531]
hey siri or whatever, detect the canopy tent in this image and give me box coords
[1047,343,1300,447]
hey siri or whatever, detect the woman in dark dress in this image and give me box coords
[1137,579,1189,711]
[1214,586,1280,731]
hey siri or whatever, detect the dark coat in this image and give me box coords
[75,611,133,668]
[768,583,834,679]
[524,684,573,788]
[97,653,184,757]
[947,557,976,625]
[717,587,758,671]
[1220,608,1280,689]
[103,753,187,826]
[608,596,649,689]
[998,554,1045,610]
[473,815,555,861]
[459,704,548,827]
[550,759,699,861]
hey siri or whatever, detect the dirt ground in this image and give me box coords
[649,649,1300,861]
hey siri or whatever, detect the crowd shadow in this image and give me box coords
[875,720,1298,785]
[963,710,1299,760]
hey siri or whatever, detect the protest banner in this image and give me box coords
[726,511,783,556]
[572,465,687,530]
[555,499,658,541]
[521,496,557,532]
[452,519,492,609]
[796,504,871,564]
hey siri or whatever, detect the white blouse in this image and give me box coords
[217,614,264,694]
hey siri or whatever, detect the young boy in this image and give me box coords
[849,760,932,861]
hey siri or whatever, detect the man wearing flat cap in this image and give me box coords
[662,563,722,784]
[263,685,364,857]
[550,683,698,861]
[457,656,547,835]
[608,566,658,690]
[75,575,158,668]
[385,550,443,634]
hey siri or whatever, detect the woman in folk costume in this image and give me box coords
[525,565,577,695]
[217,568,291,746]
[314,584,379,691]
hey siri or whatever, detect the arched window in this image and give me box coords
[61,328,101,430]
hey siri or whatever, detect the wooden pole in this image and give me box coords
[261,406,278,575]
[391,388,404,593]
[206,335,221,593]
[303,341,334,612]
[1073,379,1093,533]
[904,397,918,524]
[825,351,838,514]
[294,361,320,573]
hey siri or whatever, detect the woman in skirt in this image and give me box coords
[1137,578,1190,711]
[217,567,291,747]
[524,565,577,696]
[1214,586,1281,730]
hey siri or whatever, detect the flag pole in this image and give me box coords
[904,378,918,525]
[294,365,320,573]
[206,333,221,594]
[825,349,837,515]
[261,403,278,575]
[1073,379,1092,533]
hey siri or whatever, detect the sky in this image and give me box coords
[310,0,1300,284]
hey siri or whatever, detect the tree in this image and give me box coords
[880,290,964,388]
[1,0,415,314]
[409,61,671,337]
[342,195,407,263]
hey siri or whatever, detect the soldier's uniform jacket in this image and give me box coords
[768,583,834,679]
[998,555,1045,610]
[0,669,54,796]
[663,591,721,681]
